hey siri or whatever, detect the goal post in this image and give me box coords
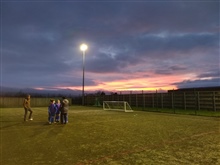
[103,101,133,112]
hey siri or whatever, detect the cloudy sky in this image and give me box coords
[1,0,219,93]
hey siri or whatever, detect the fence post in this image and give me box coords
[156,90,158,111]
[213,92,216,111]
[172,90,175,113]
[135,93,137,108]
[197,91,200,111]
[161,93,163,109]
[152,93,154,108]
[85,94,87,106]
[183,92,186,110]
[142,90,145,110]
[194,89,197,115]
[171,91,173,109]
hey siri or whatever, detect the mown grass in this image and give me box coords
[0,106,220,165]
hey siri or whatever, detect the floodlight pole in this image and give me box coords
[80,44,88,106]
[82,50,85,106]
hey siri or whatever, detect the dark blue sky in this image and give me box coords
[1,0,219,92]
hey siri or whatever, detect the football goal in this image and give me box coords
[103,101,133,112]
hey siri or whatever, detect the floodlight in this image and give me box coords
[80,44,88,51]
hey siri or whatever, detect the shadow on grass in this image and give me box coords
[0,121,23,130]
[0,120,65,130]
[21,121,67,127]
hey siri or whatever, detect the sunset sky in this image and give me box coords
[1,0,220,93]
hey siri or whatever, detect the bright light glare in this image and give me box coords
[80,44,88,51]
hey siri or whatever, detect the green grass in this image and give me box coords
[1,106,220,165]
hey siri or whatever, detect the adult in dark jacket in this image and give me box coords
[60,97,69,124]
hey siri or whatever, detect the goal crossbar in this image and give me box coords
[103,101,133,112]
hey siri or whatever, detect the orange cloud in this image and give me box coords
[55,70,198,92]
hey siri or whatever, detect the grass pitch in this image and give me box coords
[0,106,220,165]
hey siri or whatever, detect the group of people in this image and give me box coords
[23,95,69,124]
[48,97,69,124]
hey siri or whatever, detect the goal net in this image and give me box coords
[103,101,133,112]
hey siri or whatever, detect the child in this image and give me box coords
[48,99,57,124]
[55,100,61,122]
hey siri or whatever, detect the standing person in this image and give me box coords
[23,94,33,121]
[48,99,57,124]
[60,97,69,124]
[55,99,61,122]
